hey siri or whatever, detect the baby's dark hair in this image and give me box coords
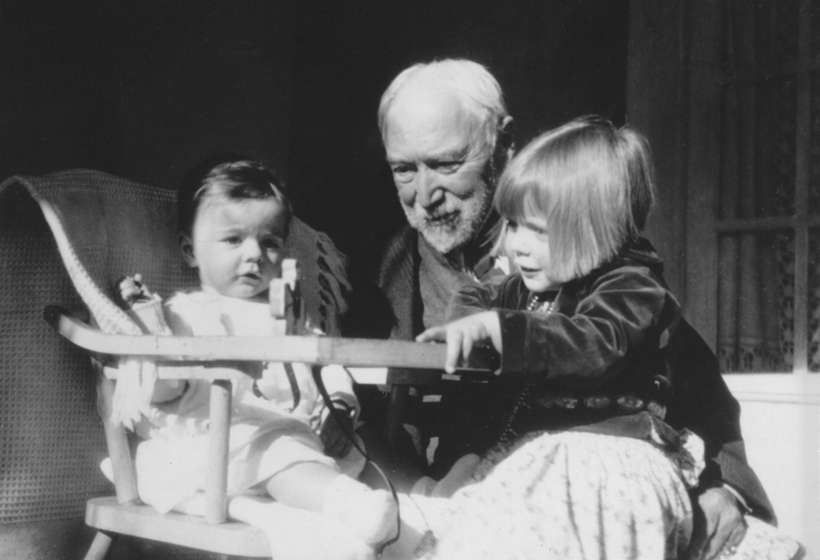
[177,158,292,236]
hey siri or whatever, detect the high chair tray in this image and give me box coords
[44,306,499,377]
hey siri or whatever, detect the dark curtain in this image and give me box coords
[717,0,800,372]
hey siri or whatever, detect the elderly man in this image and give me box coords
[368,58,773,559]
[371,59,512,481]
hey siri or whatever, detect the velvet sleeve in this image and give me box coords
[497,266,673,388]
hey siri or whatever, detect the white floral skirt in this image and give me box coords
[412,431,694,560]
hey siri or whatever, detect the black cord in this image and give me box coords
[310,365,402,554]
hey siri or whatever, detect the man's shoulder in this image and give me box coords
[381,226,417,260]
[365,226,419,340]
[377,226,418,288]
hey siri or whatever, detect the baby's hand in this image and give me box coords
[320,403,355,458]
[416,311,502,373]
[117,273,153,306]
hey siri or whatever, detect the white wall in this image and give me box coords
[726,375,820,558]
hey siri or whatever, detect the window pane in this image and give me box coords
[810,229,820,372]
[719,77,796,219]
[720,1,798,219]
[717,231,793,372]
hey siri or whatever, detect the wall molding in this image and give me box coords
[724,374,820,406]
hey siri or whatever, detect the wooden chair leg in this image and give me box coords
[205,378,232,524]
[84,530,115,560]
[96,370,139,504]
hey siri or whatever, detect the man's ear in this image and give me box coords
[179,233,197,267]
[497,115,515,156]
[492,116,515,172]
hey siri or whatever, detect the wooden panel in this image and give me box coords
[683,0,723,349]
[626,0,689,301]
[792,0,812,374]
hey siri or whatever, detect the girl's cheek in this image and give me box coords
[504,229,524,254]
[500,236,512,259]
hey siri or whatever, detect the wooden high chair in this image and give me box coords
[2,170,494,559]
[44,301,471,559]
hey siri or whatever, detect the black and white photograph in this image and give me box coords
[0,1,816,558]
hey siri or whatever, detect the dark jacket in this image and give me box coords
[448,237,774,523]
[378,226,424,342]
[375,225,504,474]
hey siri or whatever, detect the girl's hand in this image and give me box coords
[416,311,502,373]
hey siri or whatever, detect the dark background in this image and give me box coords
[0,1,628,277]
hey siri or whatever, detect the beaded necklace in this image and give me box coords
[526,291,557,314]
[498,289,558,448]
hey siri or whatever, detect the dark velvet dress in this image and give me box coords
[403,239,782,560]
[447,237,773,522]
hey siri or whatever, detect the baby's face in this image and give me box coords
[184,196,287,300]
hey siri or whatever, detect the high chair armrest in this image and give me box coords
[44,305,499,376]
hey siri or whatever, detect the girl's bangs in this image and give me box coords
[495,177,546,222]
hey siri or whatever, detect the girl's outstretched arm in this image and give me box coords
[416,311,502,373]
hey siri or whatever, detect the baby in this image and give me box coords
[117,160,396,555]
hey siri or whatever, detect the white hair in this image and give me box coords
[378,58,509,147]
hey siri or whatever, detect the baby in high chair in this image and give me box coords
[116,159,396,558]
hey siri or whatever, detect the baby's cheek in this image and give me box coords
[266,253,283,274]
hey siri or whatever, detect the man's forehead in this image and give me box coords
[384,88,487,158]
[388,83,471,124]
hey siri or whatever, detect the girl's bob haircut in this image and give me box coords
[495,115,655,283]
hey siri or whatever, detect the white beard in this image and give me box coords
[402,183,493,255]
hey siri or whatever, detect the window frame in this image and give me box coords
[684,0,820,402]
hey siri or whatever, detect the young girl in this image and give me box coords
[118,160,395,559]
[408,116,714,559]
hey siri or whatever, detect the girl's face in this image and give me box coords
[504,214,560,293]
[181,196,287,300]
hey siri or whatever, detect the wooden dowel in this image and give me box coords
[205,379,231,524]
[96,372,139,504]
[83,531,114,560]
